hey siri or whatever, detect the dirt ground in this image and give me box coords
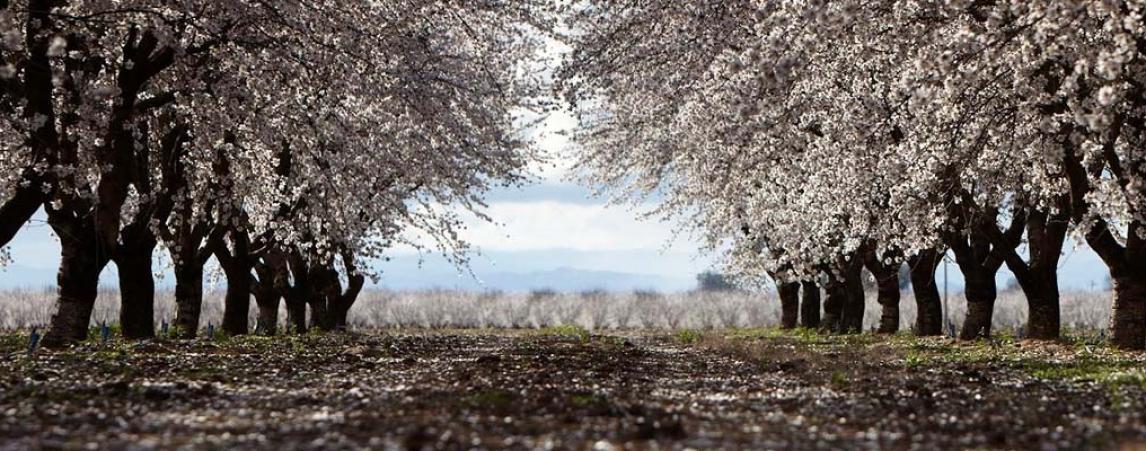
[2,328,1146,450]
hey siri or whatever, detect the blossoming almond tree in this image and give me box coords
[0,0,558,345]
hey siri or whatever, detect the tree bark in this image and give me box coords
[959,269,997,340]
[822,275,845,334]
[252,256,284,335]
[285,251,312,334]
[1111,271,1146,349]
[42,229,110,347]
[116,242,156,339]
[254,289,280,336]
[864,248,901,334]
[800,281,820,329]
[330,252,365,331]
[840,257,865,334]
[173,257,204,338]
[777,281,800,329]
[908,250,943,336]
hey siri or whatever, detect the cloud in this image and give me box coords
[456,200,699,253]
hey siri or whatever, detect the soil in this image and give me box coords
[1,329,1145,450]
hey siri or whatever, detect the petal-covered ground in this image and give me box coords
[1,329,1145,450]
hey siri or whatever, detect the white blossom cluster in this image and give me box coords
[0,0,562,274]
[561,0,1146,287]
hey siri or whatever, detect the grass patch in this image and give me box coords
[535,325,590,343]
[673,329,703,345]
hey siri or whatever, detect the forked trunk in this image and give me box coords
[777,281,800,329]
[908,250,943,336]
[800,281,820,329]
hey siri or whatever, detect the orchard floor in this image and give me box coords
[2,328,1146,450]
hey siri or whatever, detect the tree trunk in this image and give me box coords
[777,281,800,329]
[173,258,204,338]
[864,248,901,334]
[1025,277,1061,340]
[221,265,252,336]
[1110,269,1146,349]
[331,257,365,331]
[285,253,311,334]
[959,270,997,340]
[908,250,943,336]
[840,258,865,334]
[800,281,820,329]
[308,265,336,331]
[116,243,156,339]
[43,235,109,348]
[822,275,846,334]
[874,271,900,334]
[254,291,280,336]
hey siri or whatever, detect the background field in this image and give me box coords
[0,287,1113,334]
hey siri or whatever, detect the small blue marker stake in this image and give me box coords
[28,328,40,354]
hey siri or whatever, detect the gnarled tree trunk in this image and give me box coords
[173,257,204,338]
[908,250,943,336]
[43,223,110,347]
[864,247,901,334]
[959,269,997,340]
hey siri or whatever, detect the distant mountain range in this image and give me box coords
[0,244,1112,293]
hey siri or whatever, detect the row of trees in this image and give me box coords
[560,1,1146,347]
[0,1,557,346]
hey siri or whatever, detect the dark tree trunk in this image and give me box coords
[874,272,900,334]
[220,263,252,336]
[252,257,284,336]
[1024,274,1061,340]
[173,258,204,338]
[1111,271,1146,349]
[1107,221,1146,349]
[840,257,865,334]
[254,290,280,335]
[908,250,943,336]
[285,252,312,334]
[42,230,110,347]
[330,253,365,331]
[959,269,997,340]
[864,248,901,334]
[116,242,156,339]
[777,281,800,329]
[800,281,820,329]
[822,275,846,334]
[309,265,336,331]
